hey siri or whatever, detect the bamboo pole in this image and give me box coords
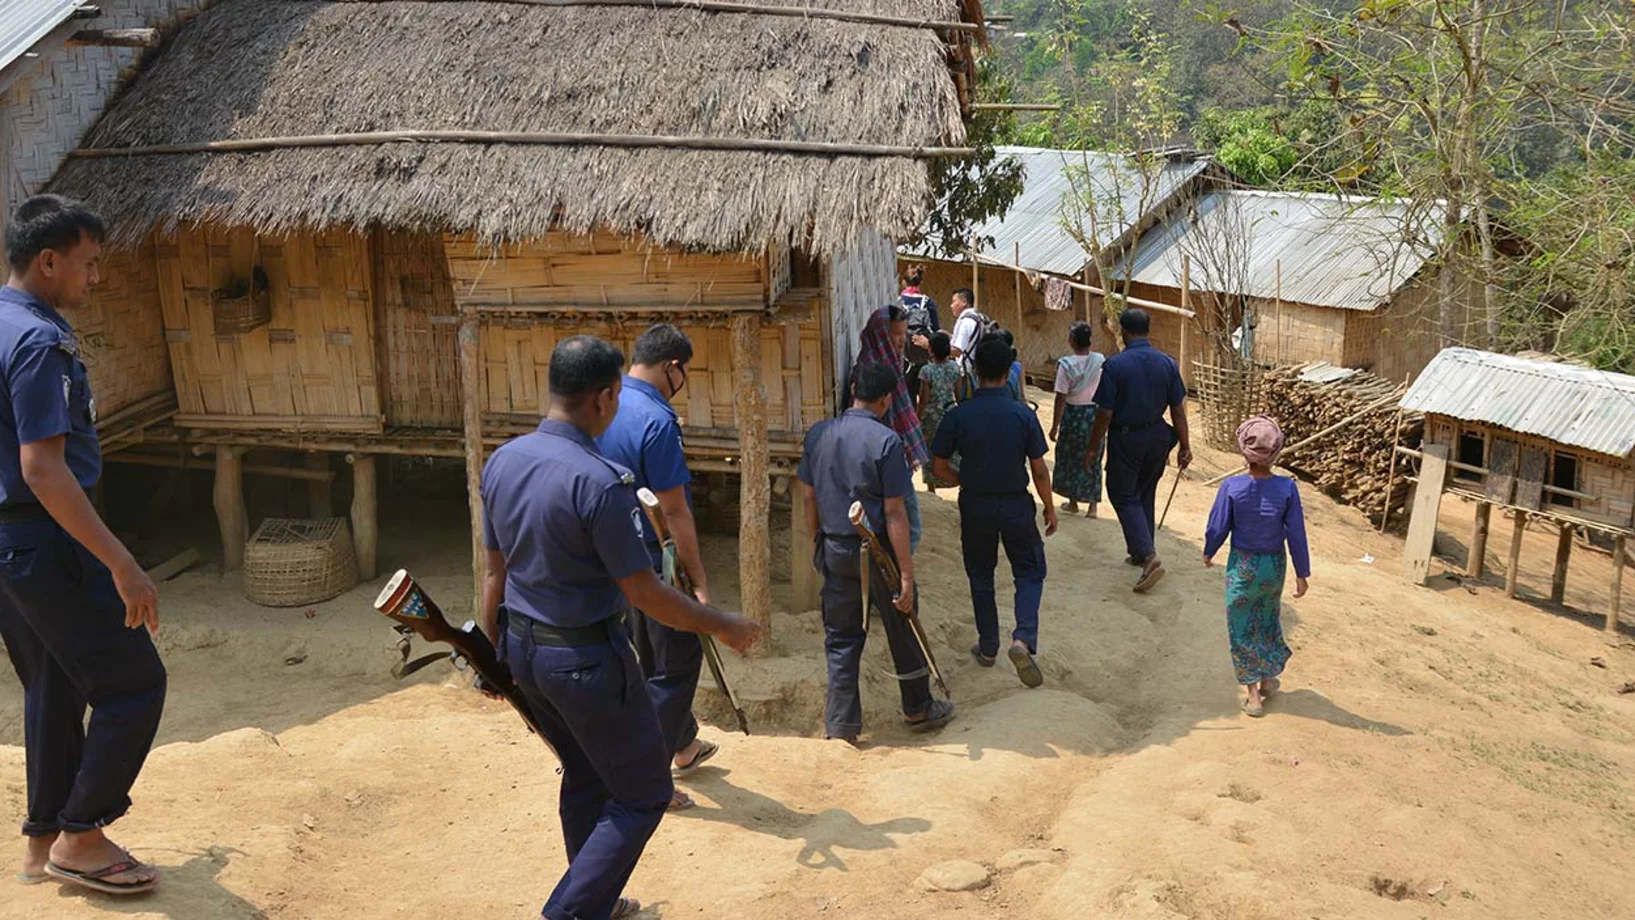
[70,131,976,160]
[1180,255,1192,386]
[970,236,980,307]
[105,452,335,482]
[1274,259,1284,368]
[972,252,1195,318]
[1013,241,1025,375]
[213,446,247,572]
[1203,390,1403,486]
[971,103,1062,111]
[1377,374,1411,533]
[731,313,772,644]
[458,312,487,617]
[1081,266,1092,326]
[350,454,379,582]
[67,28,159,48]
[347,0,984,32]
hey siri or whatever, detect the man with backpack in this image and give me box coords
[946,288,1000,403]
[898,266,940,395]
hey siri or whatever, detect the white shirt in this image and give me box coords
[949,311,980,355]
[1054,353,1105,407]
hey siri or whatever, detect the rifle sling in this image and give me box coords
[393,651,450,680]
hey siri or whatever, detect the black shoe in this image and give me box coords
[906,699,956,733]
[970,643,996,667]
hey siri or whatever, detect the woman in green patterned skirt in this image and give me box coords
[1048,321,1105,517]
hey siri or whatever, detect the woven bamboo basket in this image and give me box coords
[244,517,359,607]
[211,266,271,335]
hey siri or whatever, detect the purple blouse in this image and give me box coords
[1204,474,1312,578]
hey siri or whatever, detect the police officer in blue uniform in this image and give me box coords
[479,334,759,920]
[0,195,165,895]
[1086,308,1192,594]
[595,324,717,809]
[798,362,954,742]
[931,334,1057,689]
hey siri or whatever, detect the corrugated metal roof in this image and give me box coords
[1401,348,1635,459]
[1112,189,1444,311]
[0,0,88,75]
[903,146,1211,275]
[1297,362,1360,384]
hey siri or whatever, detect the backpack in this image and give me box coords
[900,293,936,365]
[953,311,1003,401]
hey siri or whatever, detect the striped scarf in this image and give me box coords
[856,306,930,468]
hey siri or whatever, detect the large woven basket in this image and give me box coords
[244,517,359,607]
[211,266,271,335]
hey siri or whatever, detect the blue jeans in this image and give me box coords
[1106,423,1177,561]
[501,616,672,920]
[904,485,923,554]
[958,492,1046,657]
[0,518,167,836]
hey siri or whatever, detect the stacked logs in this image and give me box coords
[1260,364,1424,522]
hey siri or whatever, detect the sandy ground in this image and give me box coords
[4,387,1635,919]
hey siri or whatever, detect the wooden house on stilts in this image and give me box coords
[46,0,987,624]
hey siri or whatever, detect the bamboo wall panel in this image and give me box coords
[375,231,460,428]
[1433,415,1635,528]
[828,232,897,412]
[62,239,171,417]
[444,233,767,309]
[156,226,381,431]
[478,316,828,437]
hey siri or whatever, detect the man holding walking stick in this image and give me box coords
[1087,308,1192,594]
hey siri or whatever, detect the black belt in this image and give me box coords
[0,502,51,524]
[508,614,611,648]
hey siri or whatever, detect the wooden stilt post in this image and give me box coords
[214,445,247,571]
[1505,511,1527,598]
[1469,502,1491,578]
[1274,259,1284,368]
[1180,255,1192,386]
[305,452,333,518]
[458,311,487,617]
[1550,522,1573,605]
[349,454,378,581]
[732,313,772,643]
[1609,535,1626,633]
[789,474,819,611]
[1013,241,1024,379]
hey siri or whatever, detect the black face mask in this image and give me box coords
[666,362,689,399]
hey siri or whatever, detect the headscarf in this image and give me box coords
[856,305,930,468]
[1236,415,1285,468]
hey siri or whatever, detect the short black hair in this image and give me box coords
[1119,308,1151,336]
[885,303,906,322]
[549,335,626,401]
[929,330,951,360]
[6,194,106,272]
[903,264,924,287]
[632,323,693,367]
[852,362,900,404]
[973,335,1014,382]
[997,328,1015,347]
[951,287,975,306]
[1070,321,1093,349]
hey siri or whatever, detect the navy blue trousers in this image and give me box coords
[501,616,673,920]
[627,601,702,757]
[958,492,1045,657]
[816,537,933,739]
[1105,424,1177,562]
[0,518,166,837]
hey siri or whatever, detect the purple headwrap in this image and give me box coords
[1236,416,1285,467]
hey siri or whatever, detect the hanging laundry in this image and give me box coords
[1044,276,1073,312]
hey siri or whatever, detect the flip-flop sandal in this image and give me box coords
[1240,698,1265,718]
[1133,564,1167,593]
[1008,645,1044,688]
[15,871,49,885]
[970,644,996,667]
[1261,678,1282,699]
[45,858,158,896]
[671,739,719,779]
[612,896,642,918]
[667,789,696,812]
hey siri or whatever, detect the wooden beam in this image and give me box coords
[731,313,772,644]
[1402,444,1448,587]
[213,446,247,572]
[1551,522,1572,604]
[1505,510,1528,598]
[970,103,1061,111]
[1013,240,1024,365]
[350,454,378,582]
[788,474,819,612]
[67,28,159,48]
[458,313,487,617]
[105,451,336,482]
[350,0,983,32]
[973,252,1196,318]
[1179,254,1192,381]
[1610,535,1625,633]
[305,453,334,518]
[1468,501,1491,579]
[70,131,976,160]
[146,548,200,582]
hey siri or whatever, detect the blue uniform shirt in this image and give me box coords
[481,419,654,628]
[595,374,690,562]
[797,408,912,538]
[0,286,101,504]
[1092,338,1186,427]
[930,388,1047,495]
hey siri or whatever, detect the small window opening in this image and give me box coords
[1550,453,1580,508]
[1455,431,1486,482]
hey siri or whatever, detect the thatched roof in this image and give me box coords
[51,0,972,255]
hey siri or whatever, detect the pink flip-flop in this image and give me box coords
[45,857,158,896]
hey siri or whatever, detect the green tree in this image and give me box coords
[911,60,1028,259]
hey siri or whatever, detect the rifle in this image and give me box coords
[635,488,751,736]
[373,569,556,758]
[847,501,951,699]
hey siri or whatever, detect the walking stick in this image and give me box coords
[635,488,750,735]
[849,501,951,699]
[1157,466,1185,531]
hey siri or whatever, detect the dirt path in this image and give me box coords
[4,391,1634,919]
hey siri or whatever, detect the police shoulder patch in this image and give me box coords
[630,506,646,538]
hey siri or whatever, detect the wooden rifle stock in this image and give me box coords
[847,501,950,699]
[373,569,556,758]
[635,488,751,735]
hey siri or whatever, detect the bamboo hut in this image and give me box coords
[1397,348,1635,631]
[46,0,987,623]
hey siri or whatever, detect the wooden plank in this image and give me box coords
[1505,511,1528,598]
[1485,438,1518,503]
[1516,446,1548,511]
[350,455,378,581]
[1552,522,1573,604]
[1469,501,1491,578]
[1402,444,1448,586]
[214,446,247,572]
[1610,536,1625,633]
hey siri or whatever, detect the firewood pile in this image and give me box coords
[1261,363,1424,521]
